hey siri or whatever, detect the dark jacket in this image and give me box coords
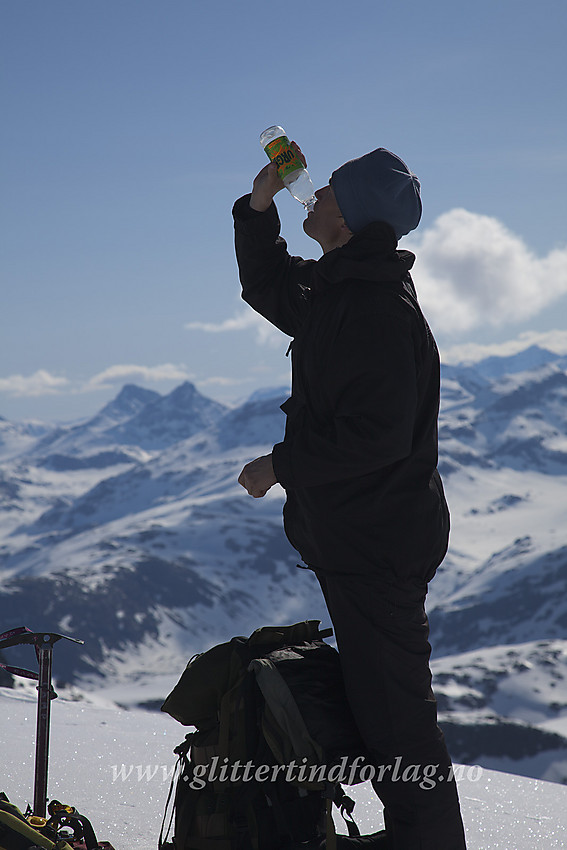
[233,195,449,601]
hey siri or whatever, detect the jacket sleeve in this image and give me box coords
[271,304,418,488]
[232,194,315,337]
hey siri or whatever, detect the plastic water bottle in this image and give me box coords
[260,126,316,211]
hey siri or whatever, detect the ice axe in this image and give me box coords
[0,625,84,818]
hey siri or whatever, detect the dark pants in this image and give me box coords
[316,571,467,850]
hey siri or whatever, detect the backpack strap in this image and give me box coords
[158,734,193,850]
[332,786,361,838]
[248,657,323,769]
[247,621,333,649]
[324,786,361,850]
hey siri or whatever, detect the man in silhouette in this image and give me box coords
[233,144,467,849]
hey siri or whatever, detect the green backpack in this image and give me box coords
[159,620,368,850]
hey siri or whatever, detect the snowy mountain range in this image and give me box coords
[1,344,567,785]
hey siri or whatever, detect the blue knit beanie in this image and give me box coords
[330,148,422,239]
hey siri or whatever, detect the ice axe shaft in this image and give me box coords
[32,632,84,818]
[34,636,56,818]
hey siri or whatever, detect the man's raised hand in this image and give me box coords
[249,141,306,212]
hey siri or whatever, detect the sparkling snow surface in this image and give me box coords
[1,688,566,850]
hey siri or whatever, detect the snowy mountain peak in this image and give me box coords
[104,380,228,450]
[95,384,161,423]
[447,344,564,380]
[160,380,210,409]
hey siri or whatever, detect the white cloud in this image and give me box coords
[188,212,567,342]
[405,209,567,333]
[0,364,196,399]
[86,363,194,390]
[0,370,70,397]
[186,308,285,347]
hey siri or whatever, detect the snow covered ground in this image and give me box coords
[1,687,566,849]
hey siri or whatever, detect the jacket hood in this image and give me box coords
[313,221,415,290]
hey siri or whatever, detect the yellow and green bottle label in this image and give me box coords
[264,135,302,181]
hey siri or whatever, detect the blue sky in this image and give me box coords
[2,0,566,421]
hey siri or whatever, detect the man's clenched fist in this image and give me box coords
[238,454,277,498]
